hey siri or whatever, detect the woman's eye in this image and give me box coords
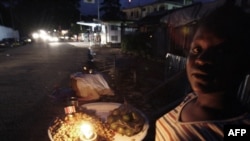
[191,46,201,54]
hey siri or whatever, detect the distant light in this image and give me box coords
[129,0,131,3]
[61,30,68,35]
[27,39,32,42]
[182,26,189,35]
[39,30,46,35]
[49,36,59,42]
[32,33,39,39]
[65,36,69,40]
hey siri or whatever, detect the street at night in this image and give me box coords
[0,42,90,140]
[1,0,250,141]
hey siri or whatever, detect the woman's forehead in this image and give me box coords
[193,27,225,44]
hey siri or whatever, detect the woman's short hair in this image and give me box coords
[198,4,250,72]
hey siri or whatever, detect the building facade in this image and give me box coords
[122,0,192,21]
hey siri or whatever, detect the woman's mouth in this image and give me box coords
[192,73,212,82]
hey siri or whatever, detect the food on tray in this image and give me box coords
[48,112,115,141]
[106,102,145,137]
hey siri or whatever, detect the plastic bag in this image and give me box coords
[71,72,114,101]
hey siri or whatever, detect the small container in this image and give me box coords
[68,96,79,107]
[64,106,76,114]
[80,132,97,141]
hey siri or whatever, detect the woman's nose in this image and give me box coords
[195,58,209,66]
[195,52,212,66]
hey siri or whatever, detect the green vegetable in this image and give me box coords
[117,126,125,135]
[107,104,145,137]
[122,114,131,121]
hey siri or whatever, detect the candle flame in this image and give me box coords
[80,122,94,139]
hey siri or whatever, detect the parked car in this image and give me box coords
[0,38,16,48]
[20,37,33,44]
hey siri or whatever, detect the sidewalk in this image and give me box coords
[83,45,166,112]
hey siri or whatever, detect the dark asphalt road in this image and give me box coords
[0,42,90,141]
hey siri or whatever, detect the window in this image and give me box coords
[94,26,101,32]
[130,12,134,17]
[159,6,165,11]
[110,25,118,31]
[111,36,118,41]
[135,11,139,18]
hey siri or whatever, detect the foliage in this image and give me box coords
[121,33,153,56]
[100,0,126,21]
[68,23,81,37]
[13,0,80,35]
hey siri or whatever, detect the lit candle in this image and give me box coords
[83,66,87,71]
[89,69,93,74]
[80,122,97,141]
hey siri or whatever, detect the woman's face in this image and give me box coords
[187,27,243,94]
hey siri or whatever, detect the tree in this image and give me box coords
[0,2,12,27]
[68,23,81,40]
[14,0,80,35]
[99,0,126,21]
[0,0,20,28]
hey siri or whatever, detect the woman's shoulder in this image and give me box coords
[224,112,250,124]
[157,93,196,120]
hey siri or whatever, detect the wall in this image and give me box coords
[0,25,19,41]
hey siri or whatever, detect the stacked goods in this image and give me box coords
[106,103,145,137]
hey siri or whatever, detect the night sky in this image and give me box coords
[80,0,216,16]
[80,0,155,16]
